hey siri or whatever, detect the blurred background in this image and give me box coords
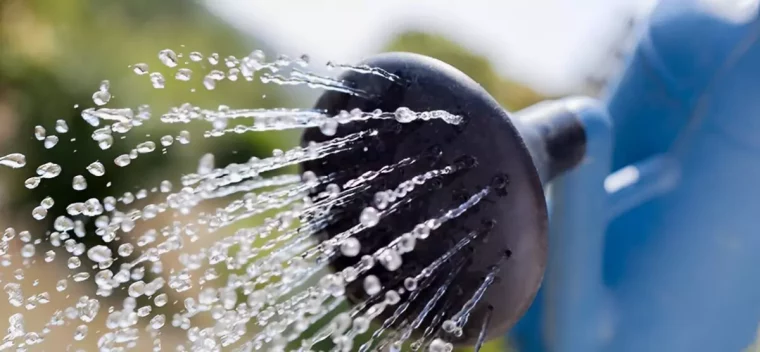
[0,0,657,350]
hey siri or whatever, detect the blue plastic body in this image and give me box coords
[510,0,760,351]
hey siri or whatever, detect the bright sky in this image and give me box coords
[206,0,657,95]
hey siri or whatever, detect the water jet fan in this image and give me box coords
[301,52,596,348]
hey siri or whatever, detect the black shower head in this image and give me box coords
[301,52,586,346]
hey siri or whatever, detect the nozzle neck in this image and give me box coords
[513,100,588,184]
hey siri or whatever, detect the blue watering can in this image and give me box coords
[511,0,760,351]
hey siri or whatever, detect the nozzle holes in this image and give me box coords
[428,178,444,190]
[481,219,497,231]
[491,173,510,197]
[454,155,478,169]
[423,145,443,165]
[452,189,470,203]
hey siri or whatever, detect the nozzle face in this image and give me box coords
[301,53,547,345]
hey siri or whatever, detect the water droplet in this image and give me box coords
[92,81,111,106]
[87,161,105,176]
[55,119,69,133]
[0,153,26,168]
[398,233,416,253]
[114,154,131,167]
[404,277,418,291]
[72,175,88,191]
[175,68,192,81]
[44,250,55,262]
[208,53,219,65]
[363,275,381,296]
[150,314,165,330]
[92,90,111,106]
[132,63,149,75]
[34,125,46,141]
[428,338,453,352]
[87,245,112,264]
[43,135,58,149]
[98,135,114,150]
[72,272,89,282]
[74,324,88,341]
[160,135,174,146]
[150,72,165,89]
[378,248,403,271]
[395,107,416,123]
[154,293,168,307]
[203,75,217,90]
[118,243,133,257]
[136,141,156,153]
[67,257,81,269]
[360,207,380,227]
[25,177,41,189]
[41,197,54,209]
[54,216,74,231]
[158,49,178,68]
[20,244,35,258]
[197,153,214,175]
[160,180,172,192]
[36,162,61,178]
[374,192,389,210]
[320,119,338,136]
[189,51,203,62]
[177,130,190,144]
[340,237,361,257]
[128,281,145,297]
[56,279,67,292]
[385,290,401,304]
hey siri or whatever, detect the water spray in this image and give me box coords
[0,47,603,352]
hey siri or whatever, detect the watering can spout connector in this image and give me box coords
[514,97,609,185]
